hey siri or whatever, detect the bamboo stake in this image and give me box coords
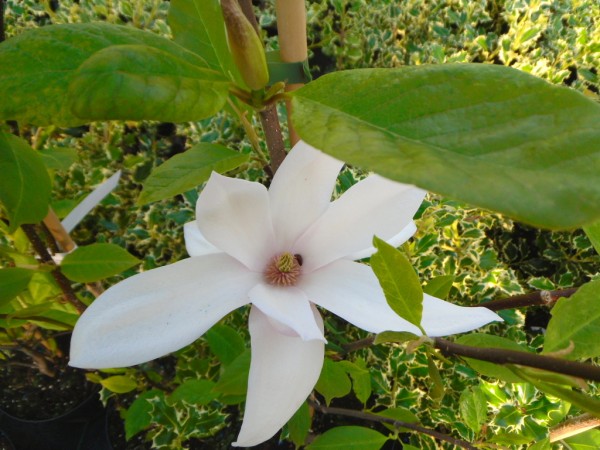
[43,208,76,253]
[275,0,307,145]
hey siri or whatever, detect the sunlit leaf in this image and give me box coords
[315,358,352,405]
[307,426,388,450]
[292,64,600,229]
[100,375,138,393]
[423,275,455,299]
[0,268,35,307]
[287,401,311,447]
[204,323,246,366]
[544,279,600,360]
[460,386,488,434]
[371,236,423,329]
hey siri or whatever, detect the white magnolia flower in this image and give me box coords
[70,141,500,447]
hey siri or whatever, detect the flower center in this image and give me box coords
[264,252,302,287]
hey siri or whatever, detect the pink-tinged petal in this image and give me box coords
[347,220,417,261]
[300,259,421,335]
[233,306,324,447]
[294,175,426,272]
[183,221,221,257]
[421,294,502,336]
[248,283,325,342]
[269,141,343,249]
[196,172,275,271]
[69,254,259,369]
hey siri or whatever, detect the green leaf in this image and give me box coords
[0,23,209,126]
[100,375,138,393]
[373,330,419,345]
[339,359,372,404]
[307,426,388,450]
[460,386,488,434]
[375,407,420,433]
[544,279,600,360]
[426,353,445,404]
[138,143,248,205]
[68,44,229,123]
[287,402,311,448]
[169,379,218,405]
[213,349,250,396]
[564,430,600,449]
[168,0,242,85]
[315,358,352,405]
[584,221,600,254]
[61,243,140,283]
[204,323,246,366]
[125,390,163,440]
[456,333,531,383]
[423,275,455,299]
[0,132,51,232]
[0,268,35,307]
[292,64,600,229]
[370,236,423,329]
[39,148,78,171]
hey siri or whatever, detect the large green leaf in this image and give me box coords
[168,0,242,85]
[544,279,600,360]
[138,143,248,205]
[292,64,600,229]
[371,236,423,329]
[0,132,51,232]
[204,323,246,366]
[60,243,140,283]
[307,426,388,450]
[460,386,488,434]
[315,358,352,405]
[68,45,229,123]
[0,22,209,126]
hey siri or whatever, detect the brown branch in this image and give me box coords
[309,400,477,450]
[434,337,600,382]
[550,413,600,442]
[21,224,86,313]
[476,288,577,311]
[259,106,287,173]
[0,0,5,43]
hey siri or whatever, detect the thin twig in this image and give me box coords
[21,224,86,313]
[476,288,577,311]
[309,400,478,450]
[433,337,600,382]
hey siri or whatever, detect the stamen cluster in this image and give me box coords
[264,252,302,286]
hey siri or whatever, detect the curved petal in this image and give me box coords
[269,141,343,250]
[248,283,325,342]
[294,175,426,272]
[421,294,502,336]
[183,221,221,257]
[233,306,324,447]
[196,172,275,271]
[347,220,417,261]
[300,259,421,335]
[69,254,259,369]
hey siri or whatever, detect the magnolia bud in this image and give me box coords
[221,0,269,91]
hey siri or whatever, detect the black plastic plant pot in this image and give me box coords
[0,389,112,450]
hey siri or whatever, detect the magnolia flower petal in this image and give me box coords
[347,220,417,260]
[269,141,344,249]
[248,283,325,342]
[300,259,421,334]
[421,294,502,336]
[70,254,258,369]
[233,306,324,447]
[183,221,221,257]
[295,175,426,272]
[196,172,275,271]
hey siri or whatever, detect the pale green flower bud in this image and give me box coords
[221,0,269,91]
